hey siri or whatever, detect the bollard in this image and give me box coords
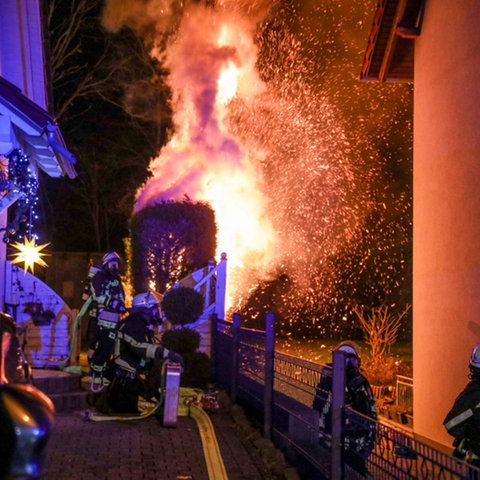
[163,362,182,427]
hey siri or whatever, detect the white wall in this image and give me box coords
[414,0,480,446]
[0,0,47,105]
[0,0,47,309]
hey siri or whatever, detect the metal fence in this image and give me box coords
[211,312,480,479]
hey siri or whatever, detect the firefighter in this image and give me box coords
[87,251,126,392]
[444,342,480,467]
[312,341,377,475]
[100,291,182,414]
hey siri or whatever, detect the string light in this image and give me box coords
[4,149,40,244]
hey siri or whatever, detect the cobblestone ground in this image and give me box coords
[43,408,273,480]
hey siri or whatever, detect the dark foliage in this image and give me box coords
[180,351,212,388]
[161,286,205,326]
[130,201,216,293]
[160,326,211,389]
[43,0,172,253]
[161,327,201,353]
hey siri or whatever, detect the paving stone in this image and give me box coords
[42,407,276,480]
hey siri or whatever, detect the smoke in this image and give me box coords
[102,0,412,327]
[102,1,281,276]
[100,0,356,294]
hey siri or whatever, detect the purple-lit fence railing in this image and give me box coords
[211,312,480,480]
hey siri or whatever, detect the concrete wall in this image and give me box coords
[414,0,480,446]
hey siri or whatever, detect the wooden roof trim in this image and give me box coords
[378,0,408,82]
[360,0,425,82]
[360,1,386,80]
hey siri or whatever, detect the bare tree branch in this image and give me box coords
[353,303,411,365]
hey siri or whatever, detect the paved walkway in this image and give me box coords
[43,405,275,480]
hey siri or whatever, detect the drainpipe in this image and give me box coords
[44,124,77,165]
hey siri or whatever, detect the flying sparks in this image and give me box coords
[104,1,412,333]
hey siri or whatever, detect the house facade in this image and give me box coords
[0,0,76,305]
[0,0,77,367]
[362,0,480,446]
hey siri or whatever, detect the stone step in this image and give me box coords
[47,390,90,413]
[32,369,82,394]
[31,368,89,413]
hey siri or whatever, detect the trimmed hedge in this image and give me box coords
[130,200,217,293]
[161,286,204,326]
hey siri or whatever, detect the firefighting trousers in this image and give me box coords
[90,326,117,374]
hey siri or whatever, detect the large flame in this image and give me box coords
[102,1,412,325]
[104,1,357,312]
[134,6,277,278]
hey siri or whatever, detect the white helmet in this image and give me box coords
[470,342,480,369]
[102,251,121,274]
[131,291,162,325]
[132,291,162,309]
[336,341,361,371]
[336,341,361,358]
[102,251,121,265]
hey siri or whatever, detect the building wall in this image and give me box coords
[0,0,47,104]
[414,0,480,446]
[39,251,104,311]
[0,0,47,309]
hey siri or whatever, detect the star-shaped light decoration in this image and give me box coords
[10,237,50,273]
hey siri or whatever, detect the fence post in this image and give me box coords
[210,313,218,382]
[231,312,241,402]
[331,349,346,480]
[264,311,275,439]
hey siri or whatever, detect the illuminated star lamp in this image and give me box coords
[10,237,50,273]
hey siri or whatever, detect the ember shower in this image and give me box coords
[103,1,412,336]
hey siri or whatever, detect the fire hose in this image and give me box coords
[189,401,229,480]
[59,297,92,373]
[85,364,229,479]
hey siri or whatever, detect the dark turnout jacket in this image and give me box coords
[444,375,480,460]
[313,364,377,458]
[113,308,165,375]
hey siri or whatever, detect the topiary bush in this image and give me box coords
[129,201,217,293]
[181,351,212,388]
[161,327,201,354]
[160,326,211,388]
[161,286,204,326]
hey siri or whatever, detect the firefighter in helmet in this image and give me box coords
[100,291,182,414]
[87,251,126,392]
[444,342,480,467]
[313,341,377,475]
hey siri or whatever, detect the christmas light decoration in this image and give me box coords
[3,149,40,244]
[10,236,49,273]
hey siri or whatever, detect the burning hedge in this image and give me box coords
[129,200,217,293]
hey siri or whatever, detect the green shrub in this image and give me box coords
[161,286,204,326]
[129,201,217,293]
[161,327,201,354]
[181,351,212,388]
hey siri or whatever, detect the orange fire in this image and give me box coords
[134,5,277,304]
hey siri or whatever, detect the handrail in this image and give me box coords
[172,253,227,321]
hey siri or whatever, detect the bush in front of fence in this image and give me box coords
[162,327,211,388]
